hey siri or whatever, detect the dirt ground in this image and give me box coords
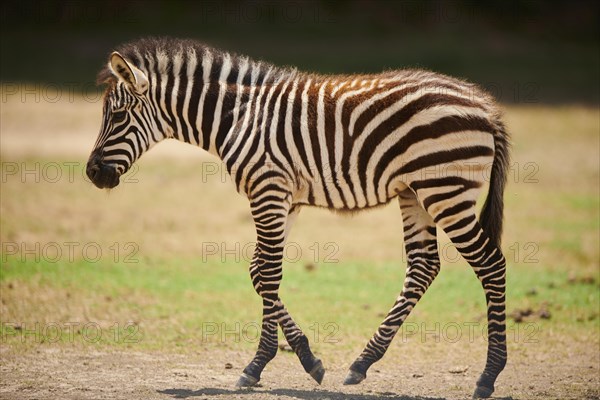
[1,343,598,400]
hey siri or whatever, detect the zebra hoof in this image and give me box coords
[235,373,259,388]
[472,385,494,398]
[309,359,325,384]
[343,369,366,385]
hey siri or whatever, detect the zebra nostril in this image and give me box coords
[86,164,100,181]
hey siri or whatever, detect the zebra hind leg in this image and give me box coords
[344,189,441,384]
[425,196,507,398]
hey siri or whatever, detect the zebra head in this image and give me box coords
[87,52,162,189]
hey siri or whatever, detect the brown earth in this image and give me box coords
[1,342,598,400]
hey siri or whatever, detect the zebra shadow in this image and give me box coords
[157,387,455,400]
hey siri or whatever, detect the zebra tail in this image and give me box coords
[480,119,511,248]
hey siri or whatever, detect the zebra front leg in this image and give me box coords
[237,298,325,387]
[345,190,440,384]
[237,299,325,387]
[237,296,280,387]
[237,195,323,386]
[235,189,289,387]
[277,205,324,383]
[278,305,325,383]
[236,213,286,387]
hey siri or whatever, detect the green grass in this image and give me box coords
[2,253,598,352]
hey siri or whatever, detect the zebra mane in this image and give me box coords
[96,37,298,87]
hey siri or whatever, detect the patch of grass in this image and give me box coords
[2,255,597,353]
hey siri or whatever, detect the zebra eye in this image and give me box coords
[112,110,127,123]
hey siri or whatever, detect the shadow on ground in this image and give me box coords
[159,387,517,400]
[158,387,446,400]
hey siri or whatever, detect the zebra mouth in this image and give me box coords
[86,161,121,189]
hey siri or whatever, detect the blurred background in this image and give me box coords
[1,1,599,399]
[1,0,599,103]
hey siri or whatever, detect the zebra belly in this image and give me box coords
[295,130,494,211]
[294,167,409,211]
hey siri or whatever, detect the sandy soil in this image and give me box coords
[1,344,598,400]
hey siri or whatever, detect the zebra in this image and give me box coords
[87,37,510,398]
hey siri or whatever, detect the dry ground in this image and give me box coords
[1,340,599,400]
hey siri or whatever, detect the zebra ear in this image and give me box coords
[109,52,149,94]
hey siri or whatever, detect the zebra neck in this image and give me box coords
[160,50,295,163]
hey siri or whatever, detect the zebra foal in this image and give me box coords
[87,37,510,398]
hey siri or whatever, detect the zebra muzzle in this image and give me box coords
[86,156,120,189]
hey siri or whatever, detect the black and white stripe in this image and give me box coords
[89,37,510,398]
